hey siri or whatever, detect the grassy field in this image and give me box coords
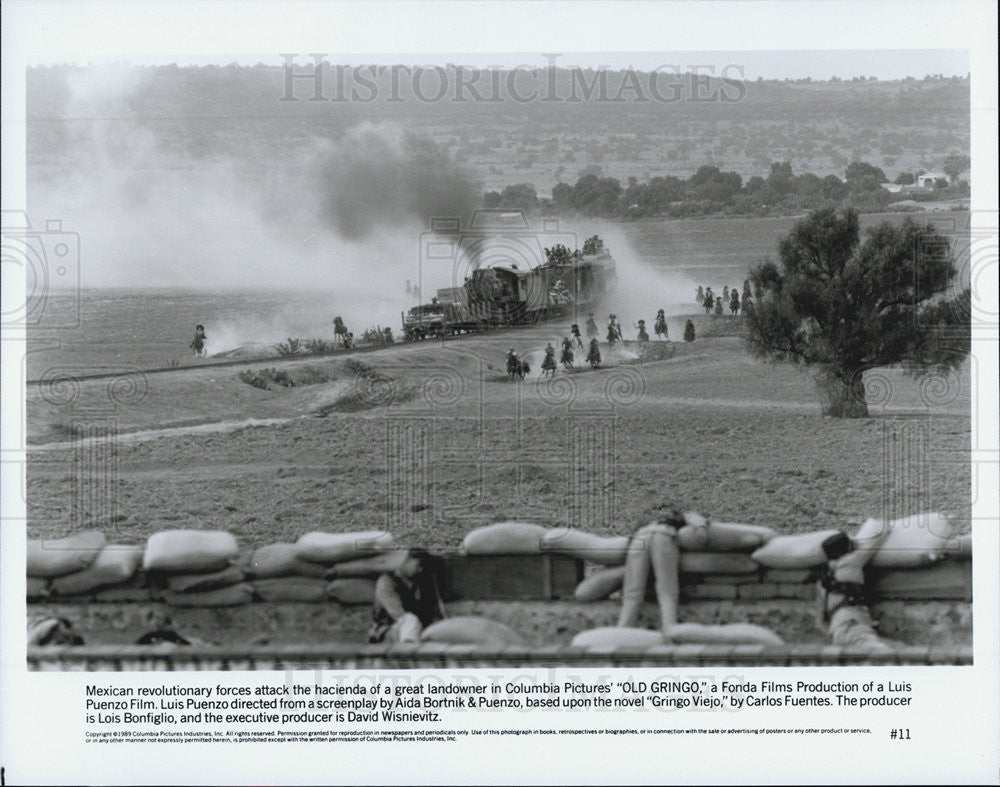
[27,314,970,552]
[26,210,970,379]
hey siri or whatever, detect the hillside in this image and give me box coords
[27,65,969,195]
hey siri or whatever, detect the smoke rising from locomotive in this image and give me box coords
[317,123,482,240]
[28,65,703,353]
[27,66,484,349]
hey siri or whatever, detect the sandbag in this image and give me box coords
[143,530,239,574]
[574,567,626,601]
[247,543,328,579]
[162,583,253,607]
[461,522,547,556]
[51,545,144,596]
[571,627,664,649]
[951,533,972,560]
[253,577,330,602]
[294,531,394,564]
[680,552,760,574]
[869,513,956,568]
[27,577,50,599]
[679,521,776,552]
[664,623,785,647]
[541,528,629,566]
[326,578,377,605]
[324,551,408,578]
[751,529,843,569]
[166,565,246,593]
[27,531,106,578]
[420,616,526,647]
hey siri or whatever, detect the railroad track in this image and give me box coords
[25,320,562,386]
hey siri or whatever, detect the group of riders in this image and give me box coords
[188,315,362,359]
[696,281,753,317]
[506,309,671,380]
[189,303,682,373]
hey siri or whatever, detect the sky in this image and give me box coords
[2,1,986,79]
[17,50,971,82]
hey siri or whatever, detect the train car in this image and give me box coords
[402,237,616,340]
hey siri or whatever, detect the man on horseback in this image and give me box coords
[506,348,519,379]
[560,336,575,370]
[654,309,668,340]
[506,348,528,380]
[189,325,207,357]
[607,314,621,347]
[333,316,350,347]
[541,343,557,377]
[586,337,602,369]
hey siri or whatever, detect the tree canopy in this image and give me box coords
[743,207,969,416]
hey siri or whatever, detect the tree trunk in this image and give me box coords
[816,368,869,418]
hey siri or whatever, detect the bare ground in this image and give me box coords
[26,320,971,550]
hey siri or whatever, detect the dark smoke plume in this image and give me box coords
[316,123,482,239]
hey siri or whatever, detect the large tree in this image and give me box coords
[941,153,971,182]
[744,207,970,417]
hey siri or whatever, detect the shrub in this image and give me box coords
[361,325,395,345]
[275,338,302,356]
[304,339,336,355]
[238,368,294,390]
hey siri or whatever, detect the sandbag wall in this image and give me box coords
[462,519,972,605]
[26,529,398,608]
[27,516,972,612]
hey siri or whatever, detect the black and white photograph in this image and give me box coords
[2,1,997,784]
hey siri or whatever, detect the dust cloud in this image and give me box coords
[28,65,483,347]
[28,65,714,354]
[581,224,705,334]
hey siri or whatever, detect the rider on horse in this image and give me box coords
[654,309,668,339]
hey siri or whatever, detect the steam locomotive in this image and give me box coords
[402,235,617,340]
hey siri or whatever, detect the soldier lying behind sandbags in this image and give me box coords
[368,549,446,645]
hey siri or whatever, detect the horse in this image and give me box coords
[560,338,575,370]
[654,310,668,340]
[586,339,602,369]
[333,316,350,346]
[189,325,207,357]
[506,353,530,381]
[541,345,557,378]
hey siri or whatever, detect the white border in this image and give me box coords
[2,2,997,784]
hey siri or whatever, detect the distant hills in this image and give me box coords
[27,64,969,199]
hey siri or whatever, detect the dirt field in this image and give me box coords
[26,315,971,550]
